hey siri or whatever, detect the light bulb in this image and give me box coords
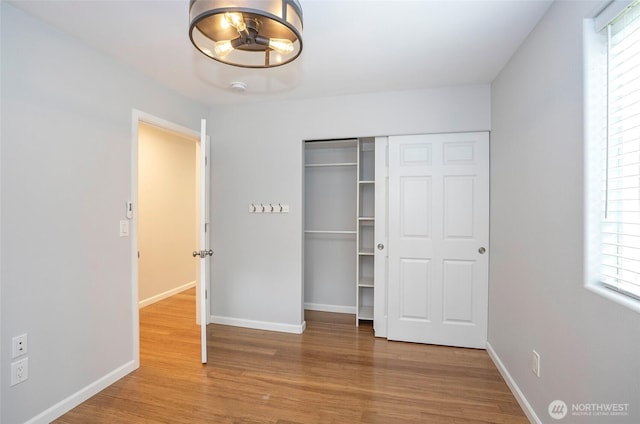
[268,38,294,55]
[224,12,246,32]
[214,40,234,57]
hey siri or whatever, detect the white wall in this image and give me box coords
[0,4,208,423]
[138,123,197,305]
[209,85,490,331]
[490,1,640,423]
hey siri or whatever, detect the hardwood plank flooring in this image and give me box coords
[54,289,528,423]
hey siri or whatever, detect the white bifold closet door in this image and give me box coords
[387,132,489,349]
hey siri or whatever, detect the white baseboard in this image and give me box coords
[25,360,137,424]
[304,302,356,314]
[486,341,539,424]
[138,280,196,308]
[210,315,306,334]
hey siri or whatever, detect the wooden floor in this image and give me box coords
[54,289,528,424]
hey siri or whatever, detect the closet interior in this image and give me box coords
[304,138,376,325]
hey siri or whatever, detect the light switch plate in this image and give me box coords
[119,220,129,237]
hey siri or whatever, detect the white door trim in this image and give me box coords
[130,109,201,368]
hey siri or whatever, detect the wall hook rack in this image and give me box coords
[249,203,289,214]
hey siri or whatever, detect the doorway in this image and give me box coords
[130,110,204,367]
[138,121,198,307]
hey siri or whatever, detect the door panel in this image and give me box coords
[399,258,431,320]
[388,132,489,349]
[442,260,474,323]
[400,177,432,238]
[443,177,474,238]
[400,143,432,165]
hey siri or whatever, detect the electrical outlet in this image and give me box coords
[532,350,541,377]
[12,334,28,358]
[10,358,29,386]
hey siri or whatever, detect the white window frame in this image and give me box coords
[585,0,640,313]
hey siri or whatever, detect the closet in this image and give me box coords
[304,132,490,348]
[303,137,380,325]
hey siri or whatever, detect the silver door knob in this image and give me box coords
[192,250,214,258]
[478,247,486,254]
[377,243,384,250]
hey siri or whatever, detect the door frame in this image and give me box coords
[130,109,203,367]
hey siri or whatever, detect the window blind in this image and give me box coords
[602,1,640,300]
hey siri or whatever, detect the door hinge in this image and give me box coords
[205,223,208,233]
[205,156,208,166]
[205,290,208,300]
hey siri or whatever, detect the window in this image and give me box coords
[601,2,640,301]
[586,0,640,311]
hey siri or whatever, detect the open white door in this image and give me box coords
[195,118,211,364]
[387,132,489,348]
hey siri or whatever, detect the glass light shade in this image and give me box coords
[224,12,246,31]
[189,0,303,68]
[268,38,294,54]
[214,40,234,57]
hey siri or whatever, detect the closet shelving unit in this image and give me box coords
[303,137,375,325]
[356,138,375,324]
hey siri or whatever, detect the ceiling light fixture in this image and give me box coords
[189,0,303,68]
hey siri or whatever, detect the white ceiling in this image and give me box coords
[8,0,554,107]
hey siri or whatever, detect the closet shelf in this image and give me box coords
[305,162,357,168]
[358,277,374,288]
[305,139,357,149]
[305,230,356,235]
